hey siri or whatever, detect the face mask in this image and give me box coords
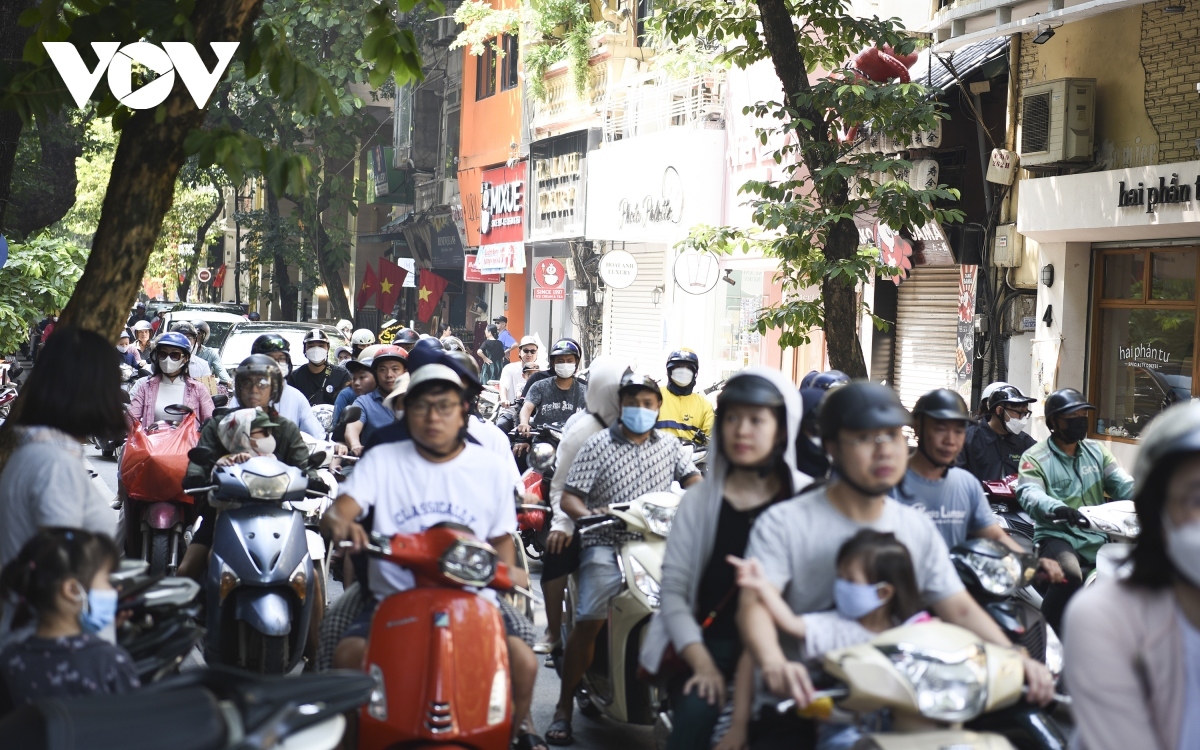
[1054,416,1089,444]
[554,363,576,379]
[1164,517,1200,586]
[670,368,695,387]
[277,362,290,379]
[159,357,184,376]
[78,587,118,635]
[834,578,887,621]
[1005,415,1029,435]
[250,435,277,456]
[117,344,128,353]
[621,406,658,434]
[306,347,328,365]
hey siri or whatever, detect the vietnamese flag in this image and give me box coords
[416,271,449,323]
[213,264,227,289]
[377,256,408,316]
[357,262,379,308]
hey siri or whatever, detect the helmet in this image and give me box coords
[155,331,192,353]
[170,321,198,340]
[1044,388,1095,419]
[717,373,785,411]
[351,329,376,347]
[980,381,1013,404]
[418,334,444,350]
[135,301,146,309]
[405,363,465,402]
[336,319,353,335]
[345,344,384,374]
[117,328,133,341]
[618,368,660,398]
[192,320,210,344]
[441,336,465,353]
[1133,400,1200,498]
[132,320,153,332]
[395,328,420,346]
[248,312,261,321]
[234,354,284,407]
[371,345,408,371]
[987,385,1036,413]
[798,387,826,433]
[912,389,971,422]
[666,349,700,372]
[251,332,289,356]
[334,345,352,360]
[445,350,482,390]
[820,381,910,440]
[809,370,851,391]
[549,339,582,360]
[303,329,331,348]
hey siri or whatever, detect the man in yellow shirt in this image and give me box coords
[656,349,715,446]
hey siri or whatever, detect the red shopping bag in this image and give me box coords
[120,413,200,504]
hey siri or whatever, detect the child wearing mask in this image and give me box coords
[730,530,929,750]
[0,528,138,714]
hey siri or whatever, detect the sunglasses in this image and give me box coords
[520,348,538,355]
[157,350,185,362]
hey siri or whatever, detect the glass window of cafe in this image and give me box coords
[1090,248,1198,439]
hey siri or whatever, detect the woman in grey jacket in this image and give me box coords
[640,367,808,750]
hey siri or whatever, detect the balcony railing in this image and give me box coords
[600,72,726,142]
[529,32,640,136]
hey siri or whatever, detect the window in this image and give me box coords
[501,34,519,91]
[475,44,496,100]
[1090,248,1198,438]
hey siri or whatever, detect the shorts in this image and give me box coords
[339,591,536,646]
[576,546,624,621]
[540,531,582,581]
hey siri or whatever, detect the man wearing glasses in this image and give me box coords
[501,336,540,407]
[960,384,1038,483]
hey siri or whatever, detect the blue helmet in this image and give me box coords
[666,349,699,372]
[809,370,850,391]
[155,331,192,352]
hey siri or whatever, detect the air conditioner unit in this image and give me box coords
[1019,78,1095,166]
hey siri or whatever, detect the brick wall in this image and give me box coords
[1141,1,1200,164]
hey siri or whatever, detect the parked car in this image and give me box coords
[160,308,247,350]
[220,321,350,375]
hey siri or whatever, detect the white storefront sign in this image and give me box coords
[674,249,721,295]
[599,249,638,289]
[585,129,725,244]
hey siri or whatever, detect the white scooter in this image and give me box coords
[1077,500,1139,586]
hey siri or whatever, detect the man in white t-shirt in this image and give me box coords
[739,382,1055,749]
[500,336,540,406]
[322,363,539,743]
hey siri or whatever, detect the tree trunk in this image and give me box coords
[0,0,36,235]
[821,217,869,378]
[266,186,298,320]
[314,219,352,321]
[177,187,224,301]
[7,112,82,240]
[59,0,265,338]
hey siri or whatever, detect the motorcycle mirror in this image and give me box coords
[308,451,327,468]
[188,446,214,464]
[342,405,362,424]
[212,394,229,408]
[164,403,194,417]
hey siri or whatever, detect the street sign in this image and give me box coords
[533,258,566,300]
[598,249,637,289]
[673,249,720,295]
[197,267,213,284]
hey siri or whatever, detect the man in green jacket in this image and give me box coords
[1016,388,1134,633]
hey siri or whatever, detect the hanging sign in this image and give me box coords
[599,249,638,289]
[533,258,566,300]
[465,254,502,284]
[673,249,720,295]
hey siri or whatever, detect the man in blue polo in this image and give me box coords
[344,345,407,455]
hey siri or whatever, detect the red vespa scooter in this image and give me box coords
[355,526,515,750]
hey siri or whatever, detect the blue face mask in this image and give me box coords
[621,406,658,435]
[834,578,887,621]
[79,588,118,635]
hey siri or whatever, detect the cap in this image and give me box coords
[494,315,508,323]
[250,409,281,430]
[382,373,412,411]
[519,335,538,348]
[406,363,465,397]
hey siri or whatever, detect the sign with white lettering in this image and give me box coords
[533,258,566,300]
[599,250,638,289]
[44,41,238,109]
[529,131,589,241]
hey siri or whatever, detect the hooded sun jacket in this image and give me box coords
[639,366,810,674]
[548,356,623,536]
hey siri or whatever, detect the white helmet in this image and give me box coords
[336,319,353,336]
[351,328,376,346]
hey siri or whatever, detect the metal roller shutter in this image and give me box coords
[893,267,961,409]
[604,246,665,370]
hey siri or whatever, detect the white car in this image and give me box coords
[220,322,350,375]
[159,308,247,350]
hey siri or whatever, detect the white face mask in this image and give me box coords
[1005,416,1030,435]
[117,344,129,353]
[159,357,184,376]
[250,435,277,456]
[306,347,328,365]
[670,368,695,387]
[554,363,576,379]
[1166,517,1200,585]
[277,361,290,379]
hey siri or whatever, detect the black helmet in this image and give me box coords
[170,321,198,340]
[988,385,1036,413]
[618,368,660,398]
[248,312,261,321]
[192,320,210,344]
[1133,401,1200,498]
[445,350,483,401]
[912,389,971,422]
[303,328,331,348]
[820,381,911,440]
[717,374,785,411]
[666,349,700,372]
[235,354,283,408]
[395,328,420,346]
[549,339,582,360]
[252,332,289,356]
[810,370,850,391]
[1044,388,1095,418]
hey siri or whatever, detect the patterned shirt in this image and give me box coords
[564,424,700,548]
[0,634,140,714]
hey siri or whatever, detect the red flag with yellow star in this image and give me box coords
[416,271,449,323]
[357,262,379,308]
[377,256,408,315]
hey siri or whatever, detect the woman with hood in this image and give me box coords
[640,367,809,750]
[535,356,624,658]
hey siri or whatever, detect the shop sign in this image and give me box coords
[465,253,502,283]
[909,221,954,267]
[599,249,638,289]
[429,213,465,269]
[529,131,589,241]
[476,242,525,274]
[533,258,566,300]
[479,164,525,241]
[367,145,415,205]
[956,265,978,390]
[1117,174,1197,213]
[1119,343,1174,370]
[674,249,721,295]
[618,167,684,230]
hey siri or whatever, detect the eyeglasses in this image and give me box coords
[407,399,461,418]
[520,348,538,356]
[157,350,185,362]
[842,432,902,448]
[1002,407,1031,418]
[240,377,272,389]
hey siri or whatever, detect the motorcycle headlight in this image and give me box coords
[1090,516,1121,535]
[530,442,557,473]
[627,556,661,608]
[877,643,988,722]
[440,539,498,587]
[1121,516,1140,537]
[641,502,677,538]
[951,547,1024,596]
[243,471,291,500]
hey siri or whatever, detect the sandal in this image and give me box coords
[514,733,549,750]
[533,638,560,655]
[545,717,573,746]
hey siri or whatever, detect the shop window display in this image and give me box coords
[1091,248,1198,438]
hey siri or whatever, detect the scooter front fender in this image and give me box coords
[143,501,183,530]
[235,590,293,636]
